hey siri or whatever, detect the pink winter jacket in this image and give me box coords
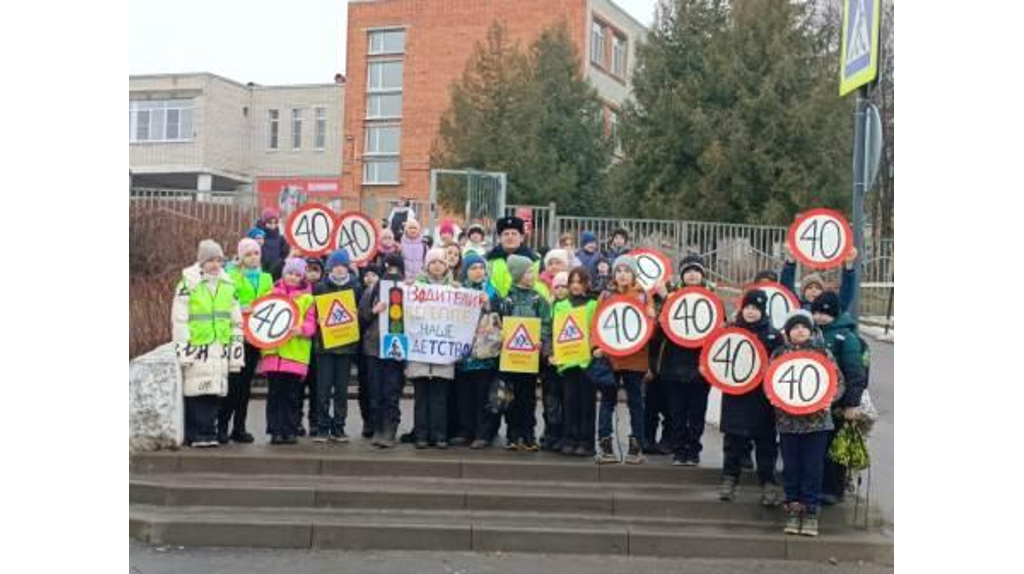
[257,280,318,378]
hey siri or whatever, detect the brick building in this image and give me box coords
[342,0,647,205]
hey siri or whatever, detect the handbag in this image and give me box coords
[471,312,504,360]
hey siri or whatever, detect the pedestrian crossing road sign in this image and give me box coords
[839,0,881,96]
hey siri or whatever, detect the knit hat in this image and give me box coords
[261,208,280,223]
[237,237,261,258]
[679,254,705,276]
[282,257,307,277]
[247,227,266,240]
[811,291,841,319]
[507,254,533,284]
[580,231,597,248]
[612,254,639,277]
[360,264,383,281]
[326,249,351,272]
[553,271,569,289]
[801,273,825,293]
[741,289,768,315]
[305,257,324,273]
[462,251,486,274]
[379,228,395,242]
[383,253,405,277]
[754,269,779,283]
[544,249,569,268]
[467,223,486,239]
[496,216,525,235]
[196,239,224,264]
[783,310,814,337]
[440,219,455,236]
[424,247,448,268]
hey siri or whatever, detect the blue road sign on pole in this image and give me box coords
[839,0,881,96]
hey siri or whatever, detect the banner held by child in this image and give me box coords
[553,306,589,365]
[500,317,541,373]
[315,290,360,349]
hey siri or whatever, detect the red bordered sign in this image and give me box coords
[699,327,769,396]
[243,294,300,349]
[764,350,839,415]
[659,286,725,348]
[334,211,379,265]
[285,202,336,257]
[591,295,654,357]
[786,208,854,270]
[630,248,673,293]
[738,281,800,332]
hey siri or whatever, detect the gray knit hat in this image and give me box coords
[507,254,533,284]
[612,254,639,277]
[196,239,224,264]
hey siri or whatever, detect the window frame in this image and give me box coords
[129,99,194,143]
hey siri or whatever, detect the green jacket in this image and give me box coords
[819,312,868,408]
[500,284,553,358]
[551,296,597,373]
[227,265,272,308]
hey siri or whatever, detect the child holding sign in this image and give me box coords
[173,240,245,447]
[596,255,655,465]
[298,256,325,437]
[455,251,502,448]
[258,257,317,445]
[311,250,363,443]
[217,237,272,444]
[539,271,570,452]
[780,245,858,312]
[773,310,845,537]
[359,254,406,447]
[652,254,713,466]
[719,289,784,505]
[408,248,460,449]
[499,254,552,452]
[553,268,598,457]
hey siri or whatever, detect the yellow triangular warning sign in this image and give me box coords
[325,299,354,327]
[505,324,536,351]
[557,315,584,343]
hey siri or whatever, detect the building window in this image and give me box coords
[363,160,400,185]
[367,93,403,119]
[368,60,403,92]
[609,108,621,155]
[591,22,606,66]
[612,35,627,76]
[292,109,303,150]
[365,125,401,156]
[268,109,279,149]
[314,107,326,150]
[368,28,405,55]
[129,99,193,143]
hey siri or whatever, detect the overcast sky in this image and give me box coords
[130,0,658,85]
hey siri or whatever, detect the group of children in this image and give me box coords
[171,213,869,537]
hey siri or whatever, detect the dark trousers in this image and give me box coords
[562,367,595,448]
[357,353,371,429]
[724,433,778,485]
[366,356,404,430]
[598,371,644,440]
[823,421,848,499]
[447,374,460,440]
[644,375,670,446]
[455,368,495,441]
[413,377,449,443]
[665,378,710,457]
[294,353,319,432]
[316,353,352,436]
[780,431,830,514]
[185,395,221,444]
[504,373,538,443]
[541,366,565,447]
[218,342,259,436]
[266,372,302,437]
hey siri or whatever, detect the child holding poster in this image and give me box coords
[773,310,845,538]
[359,254,406,448]
[596,255,655,465]
[311,250,363,443]
[552,267,598,457]
[498,254,552,452]
[258,257,317,445]
[408,248,459,449]
[218,237,271,444]
[539,271,570,452]
[297,256,325,437]
[455,251,502,448]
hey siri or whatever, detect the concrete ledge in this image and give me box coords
[148,520,313,548]
[472,525,627,555]
[178,454,321,475]
[317,489,465,511]
[313,522,472,550]
[463,460,598,482]
[320,457,461,478]
[628,529,785,559]
[466,491,612,515]
[129,343,184,453]
[786,535,894,565]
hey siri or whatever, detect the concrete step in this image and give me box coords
[129,503,893,563]
[130,472,879,527]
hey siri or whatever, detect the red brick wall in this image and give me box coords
[343,0,588,204]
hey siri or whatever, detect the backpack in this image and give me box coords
[837,329,872,387]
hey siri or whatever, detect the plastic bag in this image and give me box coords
[828,424,870,471]
[486,376,514,415]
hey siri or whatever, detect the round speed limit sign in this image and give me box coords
[739,282,800,332]
[285,203,336,257]
[787,208,854,269]
[699,328,769,395]
[243,295,299,349]
[630,248,672,293]
[334,211,379,265]
[659,286,725,348]
[764,351,839,415]
[592,295,653,357]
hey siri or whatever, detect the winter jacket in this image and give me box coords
[551,295,598,374]
[405,272,460,381]
[575,248,603,278]
[400,234,428,279]
[771,339,846,435]
[819,312,867,408]
[498,283,553,371]
[257,280,317,378]
[651,283,719,379]
[171,264,244,397]
[258,223,290,280]
[781,261,856,312]
[458,277,502,372]
[313,273,363,356]
[603,244,631,262]
[720,315,784,437]
[485,244,540,297]
[226,263,273,310]
[598,284,653,373]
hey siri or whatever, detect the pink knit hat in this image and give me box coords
[237,237,261,258]
[424,247,448,268]
[553,271,569,289]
